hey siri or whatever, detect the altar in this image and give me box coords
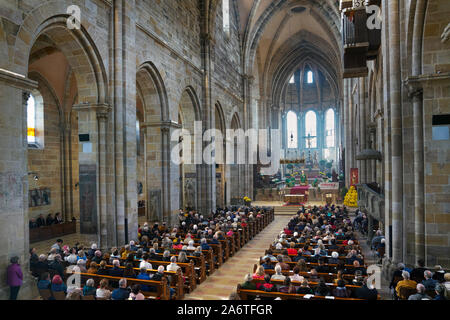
[283,185,309,203]
[290,185,309,195]
[284,194,306,205]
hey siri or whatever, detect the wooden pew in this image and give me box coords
[236,284,366,301]
[249,278,367,298]
[120,258,197,293]
[74,272,170,300]
[154,242,217,273]
[104,265,184,299]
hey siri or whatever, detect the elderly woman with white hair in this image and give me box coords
[329,251,340,264]
[64,248,78,265]
[167,256,180,272]
[396,271,418,300]
[187,240,196,251]
[82,278,96,296]
[271,264,286,282]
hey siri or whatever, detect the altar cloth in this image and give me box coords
[290,186,309,195]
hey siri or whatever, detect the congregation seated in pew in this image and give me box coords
[28,206,274,300]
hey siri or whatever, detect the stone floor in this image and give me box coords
[184,215,292,300]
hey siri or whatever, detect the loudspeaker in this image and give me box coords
[79,134,90,142]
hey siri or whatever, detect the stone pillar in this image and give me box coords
[388,0,404,264]
[73,104,112,249]
[113,0,126,245]
[61,123,73,222]
[412,89,425,263]
[410,0,427,266]
[243,74,255,201]
[343,79,350,187]
[97,108,112,249]
[142,121,180,225]
[0,69,38,299]
[112,0,138,243]
[199,32,215,217]
[359,77,367,184]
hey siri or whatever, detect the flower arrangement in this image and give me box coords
[343,186,358,207]
[243,196,252,203]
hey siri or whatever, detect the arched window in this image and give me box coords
[325,108,335,148]
[27,94,36,144]
[223,0,230,36]
[286,111,298,149]
[27,92,44,148]
[289,74,295,84]
[305,110,317,148]
[307,70,314,84]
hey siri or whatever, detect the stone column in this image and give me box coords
[359,77,367,184]
[199,32,215,217]
[73,104,112,247]
[61,123,73,222]
[97,107,113,249]
[243,74,254,201]
[343,79,350,187]
[0,69,38,299]
[412,88,425,263]
[388,0,404,264]
[410,0,427,266]
[142,121,180,225]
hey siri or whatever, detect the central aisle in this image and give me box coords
[184,215,293,300]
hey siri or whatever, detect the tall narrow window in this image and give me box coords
[286,111,298,149]
[307,71,314,84]
[27,94,36,144]
[223,0,230,36]
[305,110,317,148]
[325,108,335,148]
[289,74,295,84]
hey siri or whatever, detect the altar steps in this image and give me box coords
[274,206,301,216]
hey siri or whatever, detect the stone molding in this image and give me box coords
[141,120,182,131]
[0,68,38,91]
[72,103,112,119]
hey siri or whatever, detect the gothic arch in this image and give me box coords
[15,10,108,105]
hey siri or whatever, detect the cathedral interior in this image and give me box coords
[0,0,449,301]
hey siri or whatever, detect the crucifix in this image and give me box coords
[304,133,315,149]
[302,133,316,165]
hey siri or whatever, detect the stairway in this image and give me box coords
[274,206,300,216]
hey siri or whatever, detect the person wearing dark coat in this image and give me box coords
[111,279,130,300]
[33,255,49,278]
[36,214,46,227]
[354,279,378,300]
[48,255,65,278]
[46,213,55,226]
[410,259,427,282]
[109,260,124,277]
[29,248,39,273]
